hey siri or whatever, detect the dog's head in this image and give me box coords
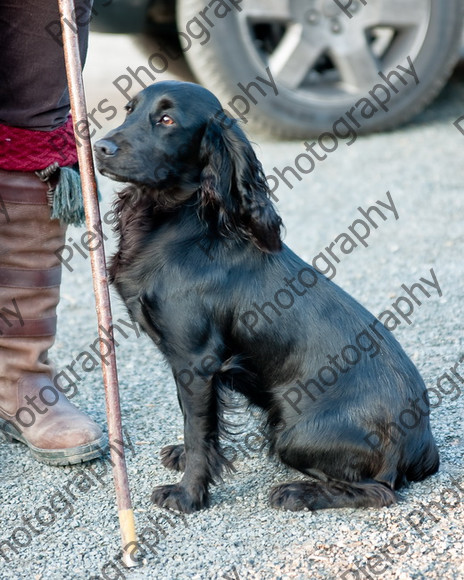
[94,81,282,253]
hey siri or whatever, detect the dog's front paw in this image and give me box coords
[160,444,186,472]
[151,484,208,513]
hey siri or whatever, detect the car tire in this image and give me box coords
[177,0,464,138]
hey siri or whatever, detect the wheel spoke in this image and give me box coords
[268,25,324,89]
[240,0,293,22]
[330,36,381,90]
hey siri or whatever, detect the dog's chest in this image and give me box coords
[113,256,164,344]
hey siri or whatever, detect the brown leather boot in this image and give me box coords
[0,168,106,465]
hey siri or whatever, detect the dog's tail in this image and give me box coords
[269,478,396,511]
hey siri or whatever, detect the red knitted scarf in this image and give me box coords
[0,117,78,171]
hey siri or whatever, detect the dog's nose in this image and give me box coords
[94,139,119,157]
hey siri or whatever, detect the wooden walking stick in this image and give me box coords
[58,0,140,567]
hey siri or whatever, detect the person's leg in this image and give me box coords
[0,0,106,464]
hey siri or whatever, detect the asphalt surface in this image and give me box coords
[0,33,463,580]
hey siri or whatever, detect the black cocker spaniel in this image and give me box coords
[94,80,438,514]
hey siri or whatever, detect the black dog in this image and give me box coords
[94,81,439,513]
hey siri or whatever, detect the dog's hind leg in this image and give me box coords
[268,425,398,511]
[269,478,396,511]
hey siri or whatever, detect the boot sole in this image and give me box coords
[0,418,108,466]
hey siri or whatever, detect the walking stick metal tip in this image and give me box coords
[58,0,141,566]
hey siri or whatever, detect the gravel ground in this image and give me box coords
[1,34,463,580]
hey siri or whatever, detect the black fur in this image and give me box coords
[94,81,439,514]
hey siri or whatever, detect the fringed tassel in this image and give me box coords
[51,166,86,226]
[36,162,86,226]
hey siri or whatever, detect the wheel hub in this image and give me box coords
[296,0,364,35]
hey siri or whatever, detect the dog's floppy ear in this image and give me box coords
[199,114,282,253]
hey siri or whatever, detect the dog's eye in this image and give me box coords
[125,103,134,115]
[158,114,175,126]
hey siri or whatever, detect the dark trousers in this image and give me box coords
[0,0,92,131]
